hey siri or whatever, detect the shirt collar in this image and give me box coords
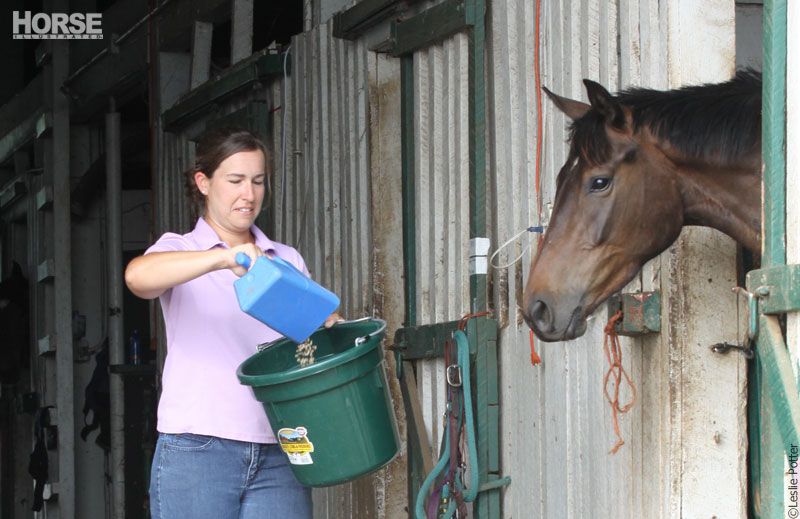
[192,217,277,255]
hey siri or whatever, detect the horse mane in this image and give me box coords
[568,69,762,167]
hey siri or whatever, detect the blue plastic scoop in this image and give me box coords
[233,252,340,343]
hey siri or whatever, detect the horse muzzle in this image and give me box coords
[523,296,588,342]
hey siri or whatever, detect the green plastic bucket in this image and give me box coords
[236,318,399,487]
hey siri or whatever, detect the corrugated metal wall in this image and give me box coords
[404,0,660,516]
[410,31,473,458]
[276,21,373,319]
[484,1,746,518]
[155,132,194,238]
[270,20,399,519]
[486,1,663,517]
[150,1,747,517]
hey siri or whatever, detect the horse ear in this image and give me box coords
[542,86,591,121]
[583,79,626,129]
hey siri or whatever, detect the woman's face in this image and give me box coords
[195,149,267,237]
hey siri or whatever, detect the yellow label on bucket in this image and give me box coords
[278,427,314,465]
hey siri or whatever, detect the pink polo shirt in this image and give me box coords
[146,217,309,443]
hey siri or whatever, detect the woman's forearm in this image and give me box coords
[124,249,229,299]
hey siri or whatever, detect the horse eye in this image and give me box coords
[589,177,612,192]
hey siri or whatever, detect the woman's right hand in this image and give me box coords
[227,243,268,277]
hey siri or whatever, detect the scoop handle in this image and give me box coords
[235,252,252,269]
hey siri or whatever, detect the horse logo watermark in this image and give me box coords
[12,11,103,40]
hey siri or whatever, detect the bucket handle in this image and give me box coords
[255,318,387,351]
[344,318,387,347]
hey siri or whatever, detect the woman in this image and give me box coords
[126,127,338,519]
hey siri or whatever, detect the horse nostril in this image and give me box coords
[530,298,553,332]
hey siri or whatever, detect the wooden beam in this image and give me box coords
[389,0,473,57]
[162,51,286,131]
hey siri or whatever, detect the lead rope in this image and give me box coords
[603,310,638,454]
[416,315,485,519]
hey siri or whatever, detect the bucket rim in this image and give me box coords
[237,317,387,387]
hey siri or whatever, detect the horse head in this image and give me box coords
[523,73,762,342]
[523,81,686,341]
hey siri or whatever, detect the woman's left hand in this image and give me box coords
[323,312,346,328]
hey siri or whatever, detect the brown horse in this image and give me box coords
[523,70,762,342]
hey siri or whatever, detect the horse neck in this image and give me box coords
[639,132,761,253]
[659,144,762,252]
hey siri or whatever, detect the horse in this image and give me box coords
[523,70,762,342]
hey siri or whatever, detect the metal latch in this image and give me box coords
[710,342,754,360]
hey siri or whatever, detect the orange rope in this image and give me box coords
[527,0,545,368]
[603,311,637,454]
[458,312,491,331]
[529,330,542,365]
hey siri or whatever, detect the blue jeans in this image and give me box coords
[149,433,312,519]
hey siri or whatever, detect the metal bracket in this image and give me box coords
[746,263,800,315]
[606,291,661,336]
[476,476,512,494]
[732,286,761,341]
[390,342,406,379]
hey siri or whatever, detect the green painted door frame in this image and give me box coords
[388,1,507,517]
[747,1,800,517]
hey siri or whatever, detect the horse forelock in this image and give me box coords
[568,111,613,167]
[555,113,612,192]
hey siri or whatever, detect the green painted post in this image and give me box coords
[762,0,787,270]
[467,0,487,314]
[401,55,417,328]
[463,1,502,517]
[754,1,789,517]
[749,356,764,517]
[392,3,505,517]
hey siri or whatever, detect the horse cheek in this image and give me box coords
[589,201,615,245]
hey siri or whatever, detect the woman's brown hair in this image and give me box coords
[185,127,271,219]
